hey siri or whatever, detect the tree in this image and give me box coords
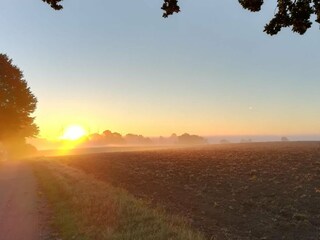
[42,0,320,35]
[238,0,320,35]
[0,54,39,157]
[177,133,208,145]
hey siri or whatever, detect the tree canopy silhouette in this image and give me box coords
[0,54,38,155]
[239,0,320,35]
[42,0,320,35]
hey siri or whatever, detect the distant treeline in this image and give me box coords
[83,131,207,146]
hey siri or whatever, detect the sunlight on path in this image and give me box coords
[0,161,43,240]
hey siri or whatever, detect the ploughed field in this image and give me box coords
[59,142,320,240]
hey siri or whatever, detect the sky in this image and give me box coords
[1,0,320,140]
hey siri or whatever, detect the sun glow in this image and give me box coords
[61,125,87,141]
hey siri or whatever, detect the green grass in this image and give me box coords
[33,161,205,240]
[33,163,88,240]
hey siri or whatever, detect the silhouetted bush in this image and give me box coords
[220,139,230,144]
[177,133,207,145]
[281,137,290,142]
[125,134,152,145]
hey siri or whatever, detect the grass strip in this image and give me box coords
[33,162,88,240]
[33,161,205,240]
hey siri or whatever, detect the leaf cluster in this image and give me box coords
[161,0,180,18]
[239,0,320,35]
[42,0,320,35]
[42,0,63,10]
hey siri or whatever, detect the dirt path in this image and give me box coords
[0,160,44,240]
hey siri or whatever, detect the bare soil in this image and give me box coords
[60,142,320,240]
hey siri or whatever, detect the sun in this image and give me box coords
[61,125,87,141]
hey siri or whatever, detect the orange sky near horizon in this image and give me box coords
[34,105,320,141]
[2,1,320,142]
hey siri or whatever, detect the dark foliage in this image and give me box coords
[178,133,207,145]
[42,0,63,10]
[42,0,319,35]
[238,0,264,12]
[0,54,39,147]
[161,0,180,18]
[239,0,318,35]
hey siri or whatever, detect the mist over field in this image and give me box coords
[1,1,320,240]
[28,133,320,152]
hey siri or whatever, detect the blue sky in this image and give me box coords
[1,0,320,138]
